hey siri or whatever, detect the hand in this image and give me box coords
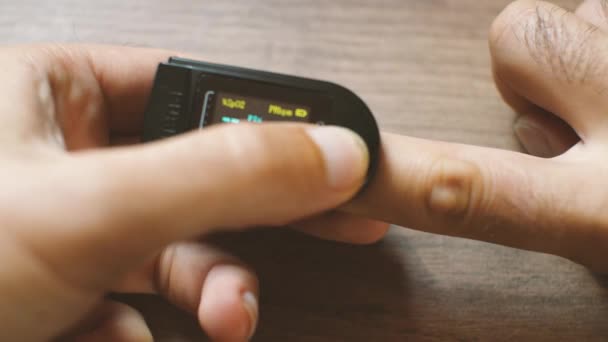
[344,0,608,272]
[0,45,388,341]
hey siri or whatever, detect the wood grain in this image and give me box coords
[3,0,608,341]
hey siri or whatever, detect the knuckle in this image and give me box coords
[491,0,604,85]
[525,5,600,84]
[425,157,488,229]
[9,44,103,148]
[490,0,539,49]
[18,44,81,80]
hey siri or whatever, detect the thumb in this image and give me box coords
[15,123,369,288]
[345,133,608,271]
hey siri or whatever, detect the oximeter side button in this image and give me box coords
[142,63,192,142]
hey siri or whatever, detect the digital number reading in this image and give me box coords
[211,92,311,125]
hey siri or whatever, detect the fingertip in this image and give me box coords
[198,265,259,341]
[353,220,390,245]
[307,126,369,192]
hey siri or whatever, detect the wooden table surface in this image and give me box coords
[4,0,608,341]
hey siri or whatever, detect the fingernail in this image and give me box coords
[307,126,369,189]
[513,117,553,157]
[242,291,258,340]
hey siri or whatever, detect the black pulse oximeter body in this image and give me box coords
[142,57,381,183]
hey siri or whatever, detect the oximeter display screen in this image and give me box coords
[209,92,312,124]
[193,75,332,129]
